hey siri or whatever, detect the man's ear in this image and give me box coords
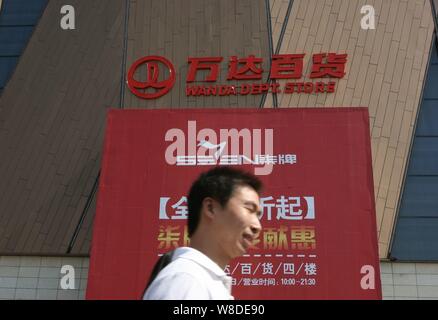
[202,197,216,219]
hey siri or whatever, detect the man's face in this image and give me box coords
[212,185,262,260]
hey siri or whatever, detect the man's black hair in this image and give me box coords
[187,166,262,237]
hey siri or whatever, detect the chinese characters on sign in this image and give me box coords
[127,53,348,99]
[224,261,318,287]
[186,53,347,96]
[175,153,297,166]
[157,194,317,288]
[159,195,315,221]
[187,53,347,80]
[157,224,317,251]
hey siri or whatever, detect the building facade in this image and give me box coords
[0,0,437,299]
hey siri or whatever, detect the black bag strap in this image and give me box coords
[141,249,176,298]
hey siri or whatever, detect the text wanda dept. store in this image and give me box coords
[0,0,438,300]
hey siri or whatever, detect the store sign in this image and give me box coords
[127,53,347,99]
[86,108,381,300]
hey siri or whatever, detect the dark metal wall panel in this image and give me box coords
[0,57,17,87]
[408,138,438,174]
[0,0,48,94]
[0,0,125,255]
[390,37,438,261]
[390,219,438,260]
[398,176,438,218]
[0,0,47,26]
[417,100,438,135]
[0,27,34,55]
[424,65,438,99]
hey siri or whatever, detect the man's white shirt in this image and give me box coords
[143,247,234,300]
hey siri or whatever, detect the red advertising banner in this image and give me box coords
[86,108,381,300]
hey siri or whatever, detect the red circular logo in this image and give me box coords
[127,56,176,99]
